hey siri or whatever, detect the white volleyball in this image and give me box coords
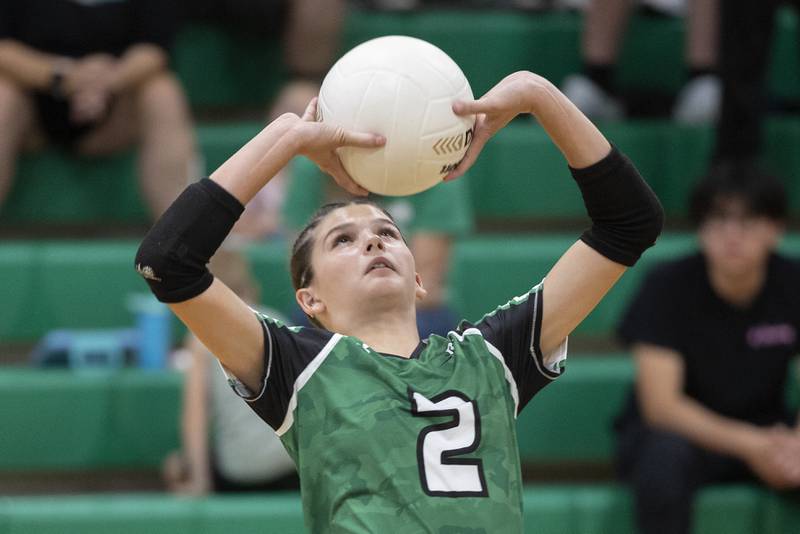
[318,35,475,196]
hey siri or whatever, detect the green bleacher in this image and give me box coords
[0,486,798,534]
[0,360,797,533]
[2,233,799,342]
[5,119,800,225]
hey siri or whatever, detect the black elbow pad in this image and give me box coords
[135,178,244,302]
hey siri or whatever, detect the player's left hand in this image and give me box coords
[446,71,545,181]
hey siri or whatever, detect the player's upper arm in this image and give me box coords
[540,240,626,354]
[169,278,264,393]
[633,343,684,426]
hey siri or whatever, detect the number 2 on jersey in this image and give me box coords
[410,390,488,497]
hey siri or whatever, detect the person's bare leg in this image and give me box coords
[686,0,718,69]
[268,0,347,119]
[76,73,195,219]
[0,76,36,209]
[284,0,346,79]
[411,233,451,310]
[135,73,196,219]
[582,0,634,66]
[672,0,720,123]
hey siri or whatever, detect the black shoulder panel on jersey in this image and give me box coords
[462,286,558,412]
[244,317,336,431]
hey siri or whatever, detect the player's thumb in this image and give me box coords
[452,98,495,116]
[337,128,386,149]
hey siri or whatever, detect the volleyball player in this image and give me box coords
[135,71,663,532]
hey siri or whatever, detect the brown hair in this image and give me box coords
[290,200,402,324]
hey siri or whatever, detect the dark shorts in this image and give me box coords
[33,93,114,149]
[187,0,289,36]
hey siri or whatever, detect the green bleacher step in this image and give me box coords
[173,8,800,109]
[5,118,800,225]
[0,486,798,534]
[2,234,799,342]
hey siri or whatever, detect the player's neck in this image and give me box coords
[344,308,421,358]
[707,262,767,308]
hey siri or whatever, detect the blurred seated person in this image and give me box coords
[164,249,298,495]
[186,0,346,119]
[0,0,196,219]
[562,0,719,123]
[714,2,800,163]
[186,0,346,239]
[614,164,800,534]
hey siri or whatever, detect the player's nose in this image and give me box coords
[365,234,384,253]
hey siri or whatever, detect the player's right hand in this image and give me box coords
[293,97,385,197]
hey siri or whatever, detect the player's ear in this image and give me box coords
[414,272,428,302]
[296,288,326,318]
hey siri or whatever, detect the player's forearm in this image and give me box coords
[136,114,302,303]
[526,73,611,169]
[0,39,66,90]
[210,113,302,205]
[108,43,167,93]
[645,395,763,459]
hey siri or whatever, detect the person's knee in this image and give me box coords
[0,76,29,118]
[136,72,190,122]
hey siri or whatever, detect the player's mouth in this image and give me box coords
[365,257,396,275]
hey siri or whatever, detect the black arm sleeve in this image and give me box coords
[134,178,244,303]
[571,146,664,267]
[459,283,565,413]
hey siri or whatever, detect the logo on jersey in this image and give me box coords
[746,323,796,349]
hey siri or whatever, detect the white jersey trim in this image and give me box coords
[275,333,343,436]
[448,327,521,417]
[221,311,275,402]
[530,283,567,380]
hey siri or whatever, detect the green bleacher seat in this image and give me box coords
[0,370,180,471]
[2,233,799,342]
[0,487,797,534]
[516,357,631,463]
[2,358,796,472]
[451,233,800,336]
[4,118,800,226]
[172,8,800,109]
[0,122,262,225]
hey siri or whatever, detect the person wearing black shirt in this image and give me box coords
[615,163,800,534]
[0,0,194,218]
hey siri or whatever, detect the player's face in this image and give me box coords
[298,204,426,325]
[698,197,783,278]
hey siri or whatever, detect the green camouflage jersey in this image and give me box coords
[225,282,567,533]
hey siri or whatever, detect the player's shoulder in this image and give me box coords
[770,252,800,275]
[255,310,337,344]
[768,253,800,291]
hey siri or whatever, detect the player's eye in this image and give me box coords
[379,227,398,239]
[333,233,352,247]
